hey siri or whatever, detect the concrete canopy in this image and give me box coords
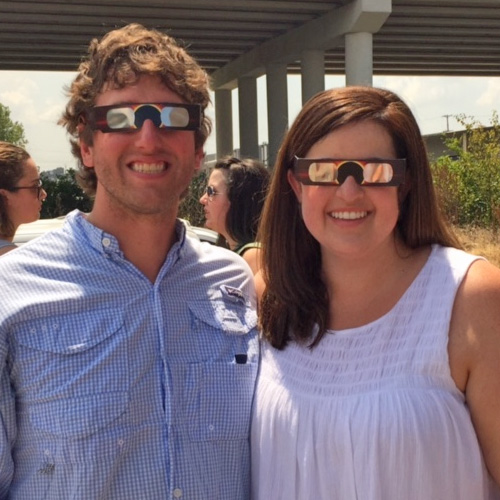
[0,0,499,78]
[1,0,498,162]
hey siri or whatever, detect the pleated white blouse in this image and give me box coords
[251,245,500,500]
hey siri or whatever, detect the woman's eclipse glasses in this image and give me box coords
[87,102,201,133]
[293,156,406,186]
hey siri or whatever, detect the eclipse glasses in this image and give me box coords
[87,102,201,133]
[293,156,406,186]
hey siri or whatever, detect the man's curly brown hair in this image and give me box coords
[59,23,212,197]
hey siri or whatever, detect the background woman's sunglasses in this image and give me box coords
[204,186,219,200]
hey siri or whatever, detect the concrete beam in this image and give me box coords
[214,89,233,157]
[211,0,391,89]
[238,76,259,158]
[266,63,289,167]
[301,50,325,104]
[345,32,373,86]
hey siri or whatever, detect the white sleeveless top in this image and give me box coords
[251,245,500,500]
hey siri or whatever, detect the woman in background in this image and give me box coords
[251,86,500,499]
[0,141,46,255]
[200,156,269,274]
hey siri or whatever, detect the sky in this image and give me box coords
[0,70,498,172]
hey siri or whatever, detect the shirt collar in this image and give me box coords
[66,210,189,261]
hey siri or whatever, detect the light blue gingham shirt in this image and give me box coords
[0,210,259,499]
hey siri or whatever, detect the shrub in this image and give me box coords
[432,112,500,230]
[40,169,92,218]
[178,169,208,227]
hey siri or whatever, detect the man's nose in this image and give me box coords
[135,120,164,146]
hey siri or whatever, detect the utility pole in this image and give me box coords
[442,114,452,132]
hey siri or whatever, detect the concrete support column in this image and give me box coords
[266,63,288,168]
[345,31,373,86]
[238,76,259,158]
[301,50,325,104]
[214,89,233,157]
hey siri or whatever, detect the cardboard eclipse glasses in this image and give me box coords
[87,102,202,133]
[293,156,406,186]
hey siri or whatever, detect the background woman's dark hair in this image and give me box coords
[0,141,30,236]
[258,86,461,350]
[214,156,270,247]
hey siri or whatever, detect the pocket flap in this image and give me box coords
[30,392,128,438]
[188,298,257,335]
[13,310,124,354]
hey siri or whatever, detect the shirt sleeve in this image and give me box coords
[0,332,15,498]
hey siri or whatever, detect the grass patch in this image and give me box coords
[453,225,500,267]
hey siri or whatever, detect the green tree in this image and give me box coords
[40,169,92,218]
[432,112,500,229]
[178,169,208,227]
[40,167,208,224]
[0,103,27,147]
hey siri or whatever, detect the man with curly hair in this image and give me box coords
[0,24,258,499]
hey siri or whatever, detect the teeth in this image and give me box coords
[130,162,165,173]
[330,211,367,220]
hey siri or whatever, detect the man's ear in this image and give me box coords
[78,123,94,168]
[0,189,10,204]
[194,149,205,174]
[287,169,303,203]
[80,142,94,168]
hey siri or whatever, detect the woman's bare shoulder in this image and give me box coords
[242,247,262,275]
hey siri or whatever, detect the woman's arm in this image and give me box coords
[242,247,262,275]
[449,259,500,486]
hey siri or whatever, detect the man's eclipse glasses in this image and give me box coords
[293,157,406,186]
[87,102,201,133]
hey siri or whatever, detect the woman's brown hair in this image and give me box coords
[258,86,460,350]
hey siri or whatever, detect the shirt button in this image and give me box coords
[208,424,215,432]
[102,237,111,247]
[173,488,183,498]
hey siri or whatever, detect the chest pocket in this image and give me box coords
[11,310,129,439]
[184,297,259,441]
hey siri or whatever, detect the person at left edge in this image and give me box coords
[0,23,259,499]
[0,141,47,255]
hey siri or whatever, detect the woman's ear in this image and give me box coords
[287,169,303,203]
[398,175,411,205]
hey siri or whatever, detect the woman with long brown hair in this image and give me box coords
[251,86,500,499]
